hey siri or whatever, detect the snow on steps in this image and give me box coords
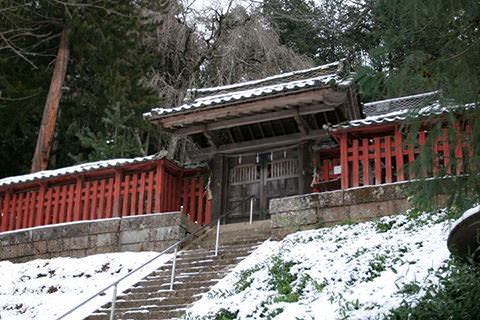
[85,220,271,320]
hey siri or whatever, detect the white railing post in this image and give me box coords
[170,246,178,291]
[215,218,221,257]
[109,283,118,320]
[249,197,254,224]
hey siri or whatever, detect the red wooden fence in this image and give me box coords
[0,158,211,233]
[336,124,472,189]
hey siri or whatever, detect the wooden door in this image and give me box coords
[226,149,299,222]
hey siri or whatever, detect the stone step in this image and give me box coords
[134,271,227,287]
[84,220,271,320]
[86,308,186,320]
[116,286,210,301]
[124,279,218,294]
[102,295,201,310]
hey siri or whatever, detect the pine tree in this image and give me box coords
[356,0,480,214]
[0,0,170,177]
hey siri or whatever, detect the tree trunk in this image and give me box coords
[31,28,71,173]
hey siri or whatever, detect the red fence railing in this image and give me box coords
[0,158,211,233]
[336,124,472,189]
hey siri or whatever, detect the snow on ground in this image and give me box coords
[0,251,172,320]
[0,209,454,320]
[183,210,453,319]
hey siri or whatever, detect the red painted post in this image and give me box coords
[28,189,37,228]
[105,177,114,218]
[385,136,392,183]
[52,187,61,224]
[10,193,18,230]
[113,170,122,217]
[170,174,177,211]
[146,171,154,214]
[122,174,130,217]
[73,177,83,221]
[155,161,164,213]
[131,173,138,215]
[65,184,74,222]
[197,177,204,225]
[395,127,405,181]
[161,170,168,212]
[1,191,11,232]
[138,172,146,215]
[340,133,349,189]
[408,141,415,180]
[205,199,212,225]
[98,179,106,219]
[22,192,30,228]
[175,173,183,211]
[82,181,91,220]
[60,185,68,223]
[182,178,189,215]
[352,139,359,187]
[44,188,52,225]
[190,177,196,222]
[89,180,98,220]
[374,137,382,185]
[167,174,174,211]
[362,138,369,186]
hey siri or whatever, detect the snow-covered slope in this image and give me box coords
[183,210,452,320]
[0,209,453,320]
[0,252,172,320]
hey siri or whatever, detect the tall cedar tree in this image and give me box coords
[356,0,480,215]
[0,0,169,178]
[261,0,377,64]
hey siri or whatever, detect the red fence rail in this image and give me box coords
[336,124,472,189]
[0,158,211,233]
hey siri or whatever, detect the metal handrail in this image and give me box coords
[56,195,256,320]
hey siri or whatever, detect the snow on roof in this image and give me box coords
[144,61,352,120]
[363,91,440,116]
[331,91,473,131]
[0,156,156,188]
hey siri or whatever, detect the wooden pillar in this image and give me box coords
[395,127,405,181]
[210,154,226,222]
[73,176,83,221]
[340,133,349,189]
[352,139,359,187]
[113,170,122,217]
[36,183,46,226]
[298,142,312,194]
[1,190,11,232]
[155,161,164,213]
[385,136,393,183]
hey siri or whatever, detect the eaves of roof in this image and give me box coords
[331,102,472,132]
[144,61,352,121]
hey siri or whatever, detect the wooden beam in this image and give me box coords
[293,108,309,135]
[192,130,329,160]
[174,104,335,136]
[155,89,334,130]
[203,127,217,149]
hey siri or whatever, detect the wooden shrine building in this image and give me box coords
[144,62,362,222]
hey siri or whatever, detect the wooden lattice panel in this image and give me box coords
[229,165,260,185]
[267,159,298,180]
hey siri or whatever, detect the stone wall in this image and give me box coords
[270,182,412,240]
[0,212,198,262]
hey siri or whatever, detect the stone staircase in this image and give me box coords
[85,220,271,320]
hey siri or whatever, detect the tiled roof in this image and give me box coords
[144,61,352,120]
[362,91,440,116]
[332,91,468,131]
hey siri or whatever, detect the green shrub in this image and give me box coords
[214,308,238,320]
[386,259,480,319]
